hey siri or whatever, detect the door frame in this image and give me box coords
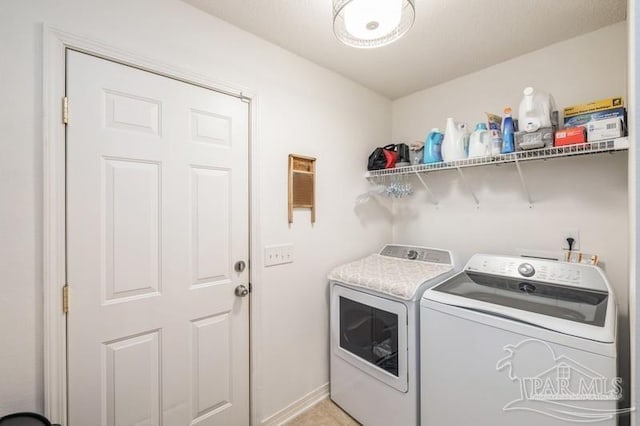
[42,25,263,425]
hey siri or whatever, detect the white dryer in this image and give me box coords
[420,254,619,426]
[329,244,458,426]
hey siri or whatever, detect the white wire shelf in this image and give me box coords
[364,137,629,207]
[365,137,629,178]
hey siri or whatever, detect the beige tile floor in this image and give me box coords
[285,398,360,426]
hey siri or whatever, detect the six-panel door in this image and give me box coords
[66,50,249,426]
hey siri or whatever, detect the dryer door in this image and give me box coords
[331,284,408,392]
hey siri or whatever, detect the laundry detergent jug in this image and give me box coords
[518,86,555,132]
[423,128,444,164]
[468,123,491,158]
[441,118,468,162]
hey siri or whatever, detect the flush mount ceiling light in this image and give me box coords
[333,0,415,48]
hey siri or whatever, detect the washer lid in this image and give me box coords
[424,270,616,343]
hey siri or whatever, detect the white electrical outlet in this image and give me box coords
[562,229,580,251]
[264,244,294,267]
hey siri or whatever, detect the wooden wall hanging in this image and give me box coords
[288,154,316,223]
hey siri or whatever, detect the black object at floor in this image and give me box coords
[0,412,60,426]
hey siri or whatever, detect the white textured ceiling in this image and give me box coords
[184,0,627,99]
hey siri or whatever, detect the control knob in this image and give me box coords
[518,263,535,277]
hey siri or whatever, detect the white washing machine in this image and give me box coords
[420,254,619,426]
[329,244,458,426]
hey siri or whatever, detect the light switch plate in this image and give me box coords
[264,244,294,267]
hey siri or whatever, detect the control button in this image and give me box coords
[407,249,418,260]
[519,282,536,293]
[518,263,535,277]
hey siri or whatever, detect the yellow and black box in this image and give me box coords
[563,97,624,118]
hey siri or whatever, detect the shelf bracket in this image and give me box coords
[514,157,534,207]
[456,166,479,207]
[413,171,438,205]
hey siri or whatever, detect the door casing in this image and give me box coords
[42,25,264,426]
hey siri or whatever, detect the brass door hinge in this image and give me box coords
[63,285,69,314]
[62,97,69,125]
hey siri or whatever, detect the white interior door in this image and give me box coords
[66,50,249,426]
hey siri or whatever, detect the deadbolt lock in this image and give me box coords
[234,260,246,273]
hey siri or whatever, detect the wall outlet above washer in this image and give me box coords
[562,229,580,251]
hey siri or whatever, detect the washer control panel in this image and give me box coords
[380,245,452,265]
[464,254,608,292]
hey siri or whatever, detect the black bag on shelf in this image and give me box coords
[368,144,396,171]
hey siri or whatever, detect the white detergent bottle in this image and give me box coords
[518,86,555,132]
[441,117,468,162]
[468,123,491,158]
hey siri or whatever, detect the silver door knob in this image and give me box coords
[235,285,249,297]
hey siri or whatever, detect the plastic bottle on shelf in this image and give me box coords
[441,118,468,162]
[501,107,515,154]
[490,130,502,156]
[423,128,444,163]
[462,123,471,157]
[468,123,491,158]
[518,86,554,132]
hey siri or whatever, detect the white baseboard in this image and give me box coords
[261,383,329,426]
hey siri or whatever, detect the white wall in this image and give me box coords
[392,21,631,409]
[0,0,392,421]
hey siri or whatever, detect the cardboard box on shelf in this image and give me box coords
[555,127,587,146]
[563,107,626,129]
[563,97,624,117]
[587,117,624,142]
